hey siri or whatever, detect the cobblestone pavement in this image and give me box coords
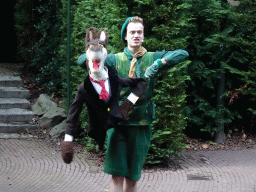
[1,137,256,192]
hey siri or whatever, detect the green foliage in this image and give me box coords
[226,0,256,116]
[219,0,256,129]
[148,61,190,164]
[14,0,35,63]
[14,0,63,96]
[179,0,256,133]
[71,0,127,57]
[59,0,190,163]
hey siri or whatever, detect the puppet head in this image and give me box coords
[85,27,109,73]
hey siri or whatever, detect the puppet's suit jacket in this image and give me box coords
[65,67,147,149]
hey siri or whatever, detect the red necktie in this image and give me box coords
[89,76,109,101]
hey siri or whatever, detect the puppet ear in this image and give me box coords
[86,27,97,44]
[98,29,109,45]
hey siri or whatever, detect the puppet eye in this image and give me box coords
[99,41,105,47]
[86,42,95,49]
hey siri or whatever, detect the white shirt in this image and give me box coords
[90,78,110,97]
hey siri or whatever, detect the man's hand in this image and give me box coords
[161,58,167,65]
[61,141,74,164]
[119,99,134,120]
[144,58,165,78]
[144,61,159,78]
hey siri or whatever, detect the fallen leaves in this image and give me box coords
[202,144,208,149]
[241,133,247,141]
[182,133,256,152]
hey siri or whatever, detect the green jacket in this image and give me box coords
[77,48,189,126]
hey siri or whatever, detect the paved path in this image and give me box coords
[0,137,256,192]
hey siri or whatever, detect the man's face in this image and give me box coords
[125,22,144,48]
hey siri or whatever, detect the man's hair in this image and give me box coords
[128,16,143,25]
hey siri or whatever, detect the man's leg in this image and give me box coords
[110,175,125,192]
[124,177,137,192]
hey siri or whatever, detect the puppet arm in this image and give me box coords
[119,78,147,120]
[127,93,139,104]
[163,49,189,67]
[62,85,85,164]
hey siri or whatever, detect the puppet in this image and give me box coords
[61,27,147,164]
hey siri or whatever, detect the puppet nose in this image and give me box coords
[91,46,102,52]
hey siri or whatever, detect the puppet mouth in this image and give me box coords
[93,60,100,69]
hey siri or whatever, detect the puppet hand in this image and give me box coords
[144,61,159,78]
[61,141,74,164]
[120,99,134,120]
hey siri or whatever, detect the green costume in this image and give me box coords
[77,48,189,181]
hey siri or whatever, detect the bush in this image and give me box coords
[58,0,191,163]
[148,60,190,164]
[15,0,63,96]
[16,0,191,163]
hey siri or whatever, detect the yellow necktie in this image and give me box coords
[128,47,147,77]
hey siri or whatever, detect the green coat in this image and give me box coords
[77,48,189,126]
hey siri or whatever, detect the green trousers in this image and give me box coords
[103,125,151,181]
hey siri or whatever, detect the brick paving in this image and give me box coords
[1,63,256,192]
[0,137,256,192]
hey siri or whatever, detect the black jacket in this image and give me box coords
[65,67,147,150]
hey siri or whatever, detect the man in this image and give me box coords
[77,16,189,192]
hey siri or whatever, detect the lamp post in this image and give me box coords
[67,0,71,111]
[215,47,226,144]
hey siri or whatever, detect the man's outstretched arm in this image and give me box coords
[77,53,87,69]
[145,49,189,78]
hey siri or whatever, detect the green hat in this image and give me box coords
[121,17,134,43]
